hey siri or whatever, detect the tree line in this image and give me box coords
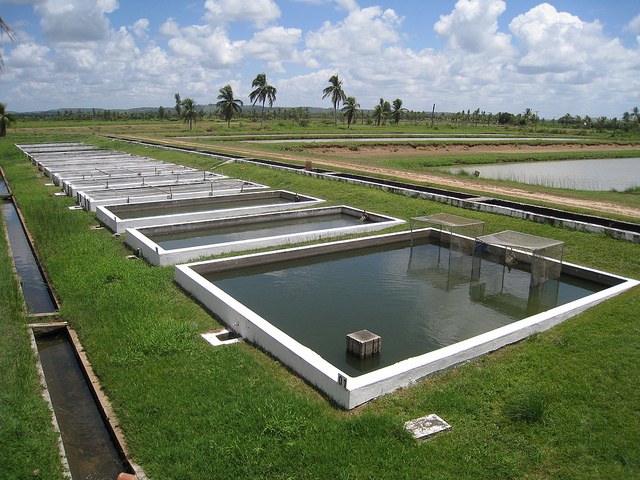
[4,69,639,135]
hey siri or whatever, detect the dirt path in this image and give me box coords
[124,135,640,220]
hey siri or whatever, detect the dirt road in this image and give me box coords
[125,135,640,220]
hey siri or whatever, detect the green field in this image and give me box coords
[1,124,639,479]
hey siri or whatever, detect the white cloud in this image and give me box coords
[130,18,149,40]
[160,17,181,37]
[203,0,280,28]
[434,0,512,56]
[509,4,628,75]
[624,14,640,34]
[243,26,303,72]
[34,0,119,44]
[624,13,640,44]
[132,46,170,77]
[335,0,358,11]
[104,26,138,62]
[56,48,98,72]
[306,6,401,61]
[6,41,49,68]
[168,36,203,58]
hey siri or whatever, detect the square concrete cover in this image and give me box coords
[404,414,451,439]
[348,329,380,343]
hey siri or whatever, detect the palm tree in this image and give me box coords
[174,93,182,118]
[372,103,383,126]
[0,103,15,137]
[181,98,197,130]
[391,98,406,125]
[322,74,347,125]
[249,73,277,128]
[342,96,359,129]
[373,98,391,126]
[382,100,391,125]
[1,18,15,72]
[216,85,243,127]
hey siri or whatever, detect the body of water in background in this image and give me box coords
[449,158,640,191]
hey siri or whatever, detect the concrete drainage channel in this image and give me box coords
[1,167,144,479]
[30,323,140,480]
[0,167,58,316]
[104,136,640,243]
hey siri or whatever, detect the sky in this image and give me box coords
[0,0,639,118]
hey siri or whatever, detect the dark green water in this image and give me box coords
[36,331,130,479]
[1,202,56,314]
[206,240,604,376]
[151,213,367,250]
[111,195,292,219]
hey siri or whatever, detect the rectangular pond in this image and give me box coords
[54,164,195,186]
[76,179,268,211]
[64,170,225,197]
[97,190,325,233]
[126,206,404,266]
[174,229,638,409]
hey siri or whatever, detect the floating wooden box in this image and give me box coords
[346,330,381,358]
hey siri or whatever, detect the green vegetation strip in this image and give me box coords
[0,203,64,478]
[2,134,640,479]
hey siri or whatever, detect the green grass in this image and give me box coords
[0,201,65,479]
[1,131,640,479]
[86,131,640,221]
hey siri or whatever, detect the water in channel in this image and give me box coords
[36,330,130,480]
[0,177,9,196]
[1,202,56,314]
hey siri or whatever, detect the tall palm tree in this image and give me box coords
[181,98,197,130]
[372,103,383,126]
[382,99,391,125]
[0,103,15,137]
[174,93,182,118]
[216,84,243,127]
[0,18,15,72]
[322,74,347,125]
[249,73,277,128]
[391,98,406,125]
[342,96,359,129]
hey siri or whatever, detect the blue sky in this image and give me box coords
[1,0,639,118]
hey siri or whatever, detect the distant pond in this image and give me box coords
[448,158,640,191]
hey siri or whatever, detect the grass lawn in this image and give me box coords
[1,127,639,479]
